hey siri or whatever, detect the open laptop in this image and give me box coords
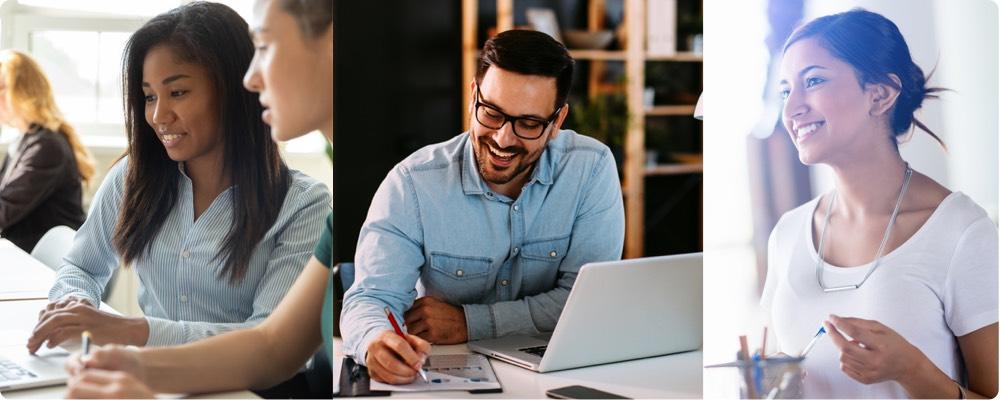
[0,346,70,392]
[468,253,702,372]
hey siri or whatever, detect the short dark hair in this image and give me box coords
[116,1,291,284]
[476,30,575,110]
[784,8,946,148]
[278,0,332,39]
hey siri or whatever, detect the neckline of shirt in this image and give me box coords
[804,191,962,270]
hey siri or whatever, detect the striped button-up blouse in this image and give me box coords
[49,158,331,346]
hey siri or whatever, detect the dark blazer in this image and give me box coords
[0,124,86,252]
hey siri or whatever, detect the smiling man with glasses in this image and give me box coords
[341,29,624,384]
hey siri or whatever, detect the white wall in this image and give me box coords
[934,0,999,219]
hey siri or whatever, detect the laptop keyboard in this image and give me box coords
[519,345,547,358]
[0,358,36,383]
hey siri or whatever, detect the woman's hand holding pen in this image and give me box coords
[823,315,925,386]
[27,299,150,354]
[64,344,154,398]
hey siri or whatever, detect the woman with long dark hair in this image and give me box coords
[27,1,329,352]
[63,0,336,397]
[764,8,997,398]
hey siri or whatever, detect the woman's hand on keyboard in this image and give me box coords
[26,301,149,354]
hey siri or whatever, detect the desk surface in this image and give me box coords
[2,239,702,398]
[335,339,703,398]
[0,240,52,301]
[0,240,257,399]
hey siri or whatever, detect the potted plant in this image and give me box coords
[568,92,629,172]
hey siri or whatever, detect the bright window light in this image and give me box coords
[17,0,178,17]
[31,30,129,124]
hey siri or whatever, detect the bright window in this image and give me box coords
[31,30,129,125]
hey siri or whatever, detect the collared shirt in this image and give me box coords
[50,158,331,346]
[342,130,624,362]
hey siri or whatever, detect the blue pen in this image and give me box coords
[799,326,826,357]
[751,352,764,394]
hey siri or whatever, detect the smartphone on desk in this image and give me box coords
[545,385,629,399]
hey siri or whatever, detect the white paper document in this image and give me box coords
[369,353,500,392]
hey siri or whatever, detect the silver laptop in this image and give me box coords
[0,346,70,391]
[468,253,702,372]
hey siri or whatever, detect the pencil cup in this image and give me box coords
[735,355,804,399]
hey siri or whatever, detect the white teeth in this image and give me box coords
[161,134,182,142]
[796,122,822,139]
[489,146,515,159]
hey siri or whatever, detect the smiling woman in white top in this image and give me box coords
[763,8,997,399]
[26,2,329,352]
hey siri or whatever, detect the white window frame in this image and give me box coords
[2,4,144,150]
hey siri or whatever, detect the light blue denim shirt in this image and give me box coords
[50,157,331,346]
[342,130,624,362]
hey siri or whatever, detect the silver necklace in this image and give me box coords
[815,163,912,292]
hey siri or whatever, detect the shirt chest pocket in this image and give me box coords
[519,236,571,294]
[427,252,494,304]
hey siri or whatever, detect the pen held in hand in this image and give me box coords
[81,330,92,370]
[384,306,428,383]
[799,326,826,358]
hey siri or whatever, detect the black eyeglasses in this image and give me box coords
[473,87,562,140]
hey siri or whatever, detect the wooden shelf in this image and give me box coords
[647,52,703,62]
[568,49,626,60]
[646,105,696,116]
[567,50,703,62]
[645,163,703,176]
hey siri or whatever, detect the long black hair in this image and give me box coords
[784,8,946,148]
[115,1,291,284]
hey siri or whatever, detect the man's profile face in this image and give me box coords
[470,66,564,187]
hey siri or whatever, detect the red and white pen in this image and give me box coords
[384,306,428,382]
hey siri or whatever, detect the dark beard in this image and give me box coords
[473,135,537,185]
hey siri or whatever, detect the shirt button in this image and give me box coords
[180,295,188,303]
[456,269,464,277]
[513,247,520,255]
[513,205,520,212]
[549,251,557,257]
[500,279,509,286]
[181,250,190,258]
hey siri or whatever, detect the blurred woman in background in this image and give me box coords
[0,50,94,252]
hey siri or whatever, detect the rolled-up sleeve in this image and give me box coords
[341,165,426,364]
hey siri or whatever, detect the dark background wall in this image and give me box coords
[333,0,463,263]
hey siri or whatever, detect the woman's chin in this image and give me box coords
[797,151,821,166]
[271,127,314,143]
